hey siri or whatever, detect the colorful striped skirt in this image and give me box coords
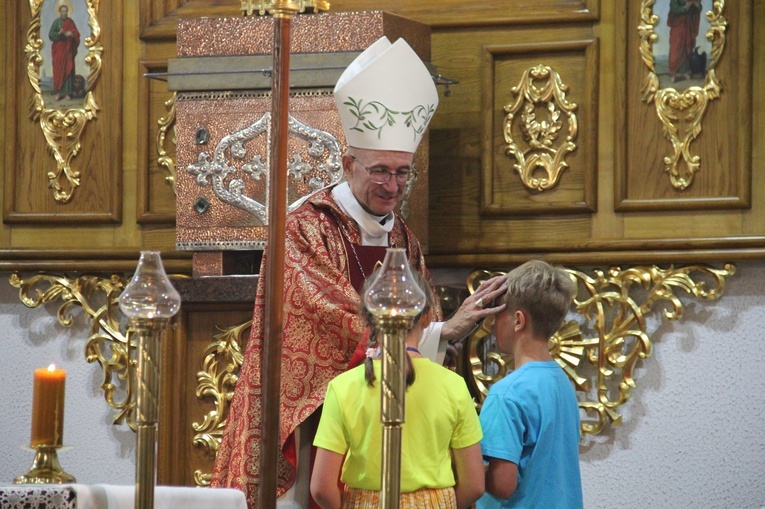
[341,486,457,509]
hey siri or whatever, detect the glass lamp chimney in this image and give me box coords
[118,251,181,320]
[364,248,426,319]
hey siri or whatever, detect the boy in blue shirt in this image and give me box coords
[478,260,583,509]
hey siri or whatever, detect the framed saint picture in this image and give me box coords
[651,0,714,90]
[40,0,91,107]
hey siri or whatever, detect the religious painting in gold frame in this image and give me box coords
[638,0,726,190]
[26,0,102,203]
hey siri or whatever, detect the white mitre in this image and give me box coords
[333,36,439,153]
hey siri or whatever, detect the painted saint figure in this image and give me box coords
[49,1,81,101]
[667,0,702,83]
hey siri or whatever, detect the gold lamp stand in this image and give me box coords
[376,315,413,509]
[132,317,168,509]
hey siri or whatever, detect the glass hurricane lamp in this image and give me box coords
[364,248,426,320]
[119,251,181,321]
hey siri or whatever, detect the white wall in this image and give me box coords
[1,263,764,508]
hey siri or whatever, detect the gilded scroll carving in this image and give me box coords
[464,263,735,436]
[192,320,250,486]
[9,270,246,486]
[503,65,578,191]
[26,0,103,203]
[190,263,734,481]
[638,0,727,190]
[240,0,329,16]
[156,93,177,194]
[9,272,136,428]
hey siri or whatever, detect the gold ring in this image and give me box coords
[475,297,484,308]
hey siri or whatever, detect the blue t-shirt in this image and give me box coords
[478,361,583,509]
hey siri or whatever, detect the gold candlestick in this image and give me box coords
[14,445,76,484]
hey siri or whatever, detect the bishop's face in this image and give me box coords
[343,148,414,216]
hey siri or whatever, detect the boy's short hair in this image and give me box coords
[501,260,576,340]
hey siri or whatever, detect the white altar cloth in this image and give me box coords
[0,484,247,509]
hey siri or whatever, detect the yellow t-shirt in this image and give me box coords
[313,358,482,492]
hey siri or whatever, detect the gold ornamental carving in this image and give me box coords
[11,262,736,471]
[464,263,735,436]
[191,320,250,486]
[157,93,177,194]
[638,0,727,190]
[240,0,329,16]
[26,0,103,203]
[503,64,578,191]
[9,272,136,427]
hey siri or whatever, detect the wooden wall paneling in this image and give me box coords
[137,60,177,224]
[139,0,242,41]
[615,0,752,212]
[158,303,254,487]
[140,0,184,31]
[0,248,192,272]
[141,226,180,252]
[157,307,191,486]
[0,1,10,248]
[139,0,598,40]
[743,0,765,238]
[480,39,599,216]
[426,1,763,266]
[328,0,599,28]
[428,25,598,264]
[590,0,622,243]
[4,0,124,225]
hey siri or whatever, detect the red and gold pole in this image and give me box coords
[260,2,299,509]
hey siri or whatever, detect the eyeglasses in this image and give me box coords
[350,155,418,185]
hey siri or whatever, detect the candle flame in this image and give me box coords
[47,364,57,371]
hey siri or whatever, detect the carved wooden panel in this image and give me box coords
[615,0,752,211]
[139,0,241,41]
[137,60,177,225]
[3,0,123,225]
[481,39,598,215]
[158,301,254,487]
[427,24,599,262]
[328,0,600,27]
[139,0,599,37]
